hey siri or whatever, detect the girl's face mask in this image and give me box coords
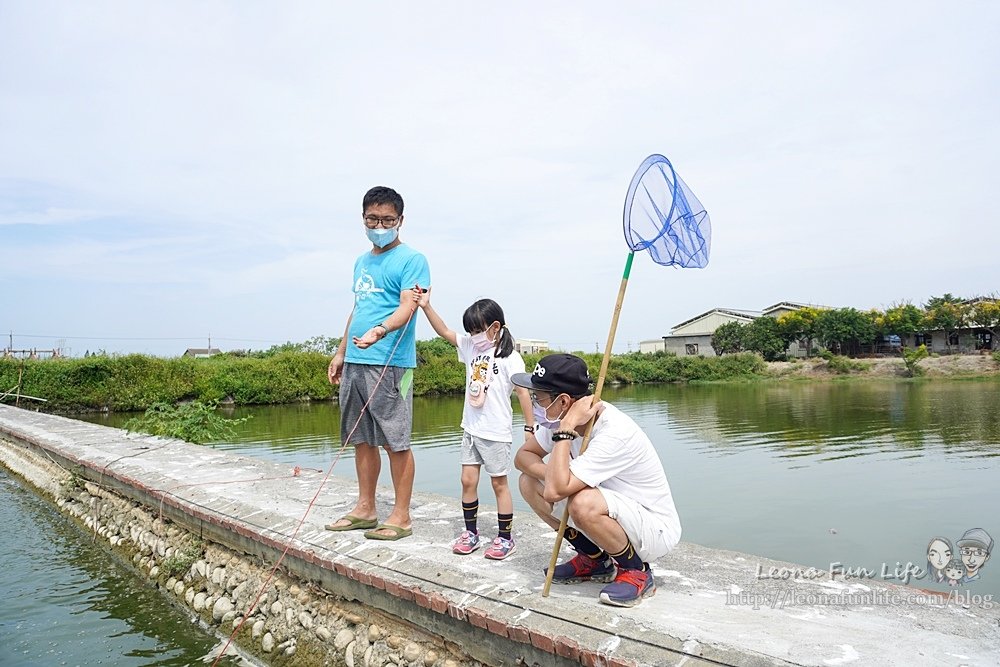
[470,322,501,353]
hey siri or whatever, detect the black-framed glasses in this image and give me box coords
[363,215,400,229]
[961,547,988,557]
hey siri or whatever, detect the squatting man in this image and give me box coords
[513,354,681,607]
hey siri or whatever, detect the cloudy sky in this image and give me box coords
[2,2,997,357]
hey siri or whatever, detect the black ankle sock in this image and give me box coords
[564,527,605,560]
[462,499,478,533]
[498,513,513,540]
[609,541,644,571]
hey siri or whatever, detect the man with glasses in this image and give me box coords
[957,528,993,584]
[513,354,681,607]
[325,186,430,541]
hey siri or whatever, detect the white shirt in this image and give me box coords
[536,402,681,535]
[457,335,526,441]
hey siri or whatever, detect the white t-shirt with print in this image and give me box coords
[457,334,526,441]
[536,401,681,539]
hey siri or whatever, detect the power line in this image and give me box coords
[10,334,288,344]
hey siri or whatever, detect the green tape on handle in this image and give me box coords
[622,252,635,279]
[399,368,414,396]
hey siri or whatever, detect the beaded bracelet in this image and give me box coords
[551,430,577,442]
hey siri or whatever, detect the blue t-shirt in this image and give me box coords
[346,244,430,368]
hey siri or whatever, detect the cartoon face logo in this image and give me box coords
[961,547,990,572]
[927,538,952,571]
[926,528,993,586]
[471,359,490,384]
[944,558,965,585]
[926,537,952,581]
[354,269,385,302]
[956,528,993,581]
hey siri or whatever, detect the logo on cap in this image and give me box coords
[533,363,546,378]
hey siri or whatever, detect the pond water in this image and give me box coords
[0,467,243,666]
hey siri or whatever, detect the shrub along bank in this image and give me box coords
[0,343,768,413]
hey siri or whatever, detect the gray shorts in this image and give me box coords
[339,363,413,452]
[460,431,512,477]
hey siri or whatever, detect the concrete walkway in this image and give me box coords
[1,404,997,667]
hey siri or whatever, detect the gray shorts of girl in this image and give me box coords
[339,363,412,452]
[461,431,512,477]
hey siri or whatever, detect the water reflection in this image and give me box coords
[632,381,1000,460]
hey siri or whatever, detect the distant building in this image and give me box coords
[182,348,222,358]
[640,308,759,357]
[642,302,829,358]
[514,339,549,355]
[901,296,998,353]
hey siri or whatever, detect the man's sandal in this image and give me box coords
[363,524,413,541]
[325,514,378,531]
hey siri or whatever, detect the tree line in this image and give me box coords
[710,294,1000,361]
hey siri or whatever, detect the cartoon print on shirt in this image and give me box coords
[471,358,490,386]
[354,268,386,302]
[467,354,499,408]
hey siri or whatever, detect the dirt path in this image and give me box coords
[766,353,1000,378]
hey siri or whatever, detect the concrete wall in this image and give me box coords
[664,334,716,357]
[638,339,665,354]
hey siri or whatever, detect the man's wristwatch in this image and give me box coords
[524,424,535,433]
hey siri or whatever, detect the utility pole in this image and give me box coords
[8,330,12,352]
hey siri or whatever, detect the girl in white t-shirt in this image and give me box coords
[419,292,534,560]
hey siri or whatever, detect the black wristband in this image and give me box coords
[552,430,577,442]
[524,424,535,433]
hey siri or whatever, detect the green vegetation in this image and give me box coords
[1,342,770,412]
[0,351,332,411]
[710,321,745,355]
[160,539,204,577]
[902,344,929,377]
[3,305,997,415]
[819,350,871,375]
[123,401,250,443]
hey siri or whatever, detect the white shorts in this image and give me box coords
[554,487,680,563]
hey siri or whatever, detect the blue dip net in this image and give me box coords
[623,154,711,268]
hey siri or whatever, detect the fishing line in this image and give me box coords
[211,292,421,666]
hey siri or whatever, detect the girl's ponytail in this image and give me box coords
[494,324,514,359]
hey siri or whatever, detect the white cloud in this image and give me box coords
[1,1,998,356]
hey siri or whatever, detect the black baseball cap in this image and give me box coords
[512,353,592,397]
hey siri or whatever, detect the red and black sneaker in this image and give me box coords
[598,567,655,607]
[546,553,616,584]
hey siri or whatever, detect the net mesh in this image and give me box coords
[623,154,711,268]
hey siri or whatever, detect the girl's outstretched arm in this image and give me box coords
[419,287,458,346]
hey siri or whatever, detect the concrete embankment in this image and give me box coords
[1,404,998,667]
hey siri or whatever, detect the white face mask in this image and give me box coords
[366,227,398,248]
[533,395,565,430]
